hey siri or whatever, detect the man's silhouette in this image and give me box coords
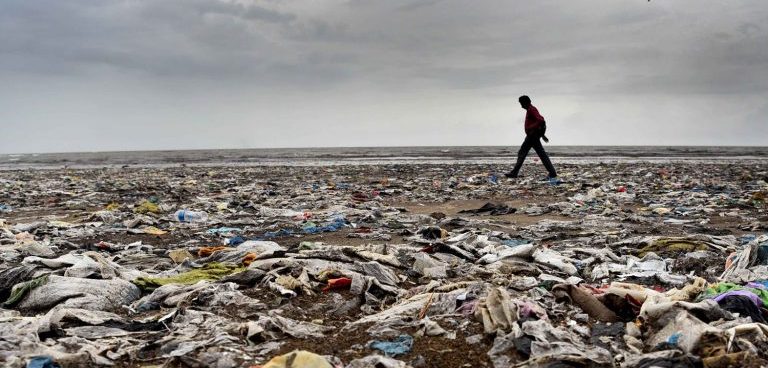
[505,95,557,179]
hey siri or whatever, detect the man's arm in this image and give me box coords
[532,107,549,142]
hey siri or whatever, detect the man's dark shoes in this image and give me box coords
[504,172,518,178]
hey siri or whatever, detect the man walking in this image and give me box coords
[505,95,557,179]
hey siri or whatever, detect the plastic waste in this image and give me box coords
[173,209,208,223]
[369,335,414,357]
[134,200,160,214]
[2,152,768,366]
[25,356,60,368]
[322,277,352,292]
[225,236,245,245]
[475,287,519,334]
[205,227,241,235]
[260,350,333,368]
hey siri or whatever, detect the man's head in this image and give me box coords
[518,95,532,109]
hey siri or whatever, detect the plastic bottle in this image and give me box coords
[173,209,208,223]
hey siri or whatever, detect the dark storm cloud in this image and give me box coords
[0,0,299,79]
[0,0,766,153]
[3,0,766,91]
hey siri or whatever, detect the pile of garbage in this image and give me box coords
[0,162,767,367]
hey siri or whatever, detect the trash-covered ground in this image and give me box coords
[1,161,767,367]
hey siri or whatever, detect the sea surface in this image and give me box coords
[1,146,767,169]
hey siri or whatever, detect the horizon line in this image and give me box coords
[3,144,768,156]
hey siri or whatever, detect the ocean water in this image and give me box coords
[1,146,767,169]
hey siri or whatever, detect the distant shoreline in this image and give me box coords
[3,145,768,157]
[1,146,767,170]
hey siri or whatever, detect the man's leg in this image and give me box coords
[508,136,534,177]
[531,138,557,178]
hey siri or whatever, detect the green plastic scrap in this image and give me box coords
[2,275,49,307]
[299,241,321,250]
[639,238,709,256]
[132,262,245,291]
[134,200,160,215]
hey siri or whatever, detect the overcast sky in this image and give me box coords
[1,0,767,153]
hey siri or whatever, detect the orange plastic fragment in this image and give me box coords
[198,246,228,257]
[242,253,258,267]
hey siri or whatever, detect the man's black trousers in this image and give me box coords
[509,134,557,178]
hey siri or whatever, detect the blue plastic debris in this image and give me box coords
[369,334,414,357]
[488,174,499,185]
[256,216,347,240]
[26,356,60,368]
[502,239,530,247]
[302,218,347,234]
[137,301,160,312]
[741,234,757,245]
[206,227,242,235]
[262,229,295,239]
[225,236,245,246]
[546,177,563,186]
[667,332,681,345]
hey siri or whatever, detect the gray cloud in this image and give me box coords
[0,0,767,153]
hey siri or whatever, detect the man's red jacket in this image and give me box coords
[524,105,545,135]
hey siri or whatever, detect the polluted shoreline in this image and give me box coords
[3,146,768,169]
[4,157,768,172]
[1,160,768,367]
